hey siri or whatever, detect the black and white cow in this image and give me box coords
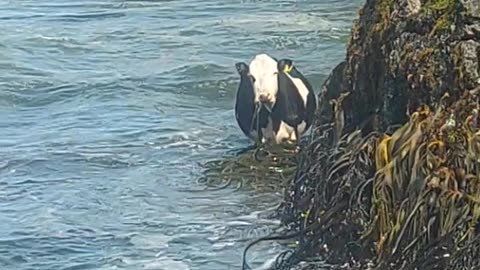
[272,58,317,144]
[234,61,269,143]
[234,54,316,145]
[234,54,278,144]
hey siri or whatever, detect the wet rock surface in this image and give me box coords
[319,0,480,133]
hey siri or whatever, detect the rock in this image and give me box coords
[462,0,480,18]
[454,40,480,89]
[270,0,480,269]
[318,0,480,133]
[316,61,346,125]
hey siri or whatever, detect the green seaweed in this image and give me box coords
[423,0,458,34]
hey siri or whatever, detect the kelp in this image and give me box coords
[260,88,480,270]
[239,0,480,268]
[199,143,299,192]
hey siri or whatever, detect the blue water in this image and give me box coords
[0,1,362,269]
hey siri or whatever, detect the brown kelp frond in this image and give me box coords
[277,107,378,267]
[199,143,299,192]
[276,89,480,269]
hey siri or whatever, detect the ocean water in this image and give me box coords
[0,0,363,269]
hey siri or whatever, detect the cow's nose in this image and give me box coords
[259,94,271,103]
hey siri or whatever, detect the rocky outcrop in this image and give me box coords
[272,1,480,270]
[319,0,480,134]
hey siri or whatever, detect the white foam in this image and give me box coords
[130,233,174,250]
[254,255,278,270]
[221,13,335,33]
[142,258,190,270]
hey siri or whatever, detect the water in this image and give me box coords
[0,1,363,269]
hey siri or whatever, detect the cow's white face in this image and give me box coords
[248,54,278,109]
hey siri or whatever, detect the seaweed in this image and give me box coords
[238,0,480,268]
[198,143,299,193]
[267,89,480,270]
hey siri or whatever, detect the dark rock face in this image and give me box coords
[319,0,480,133]
[271,1,480,270]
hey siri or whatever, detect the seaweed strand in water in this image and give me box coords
[198,143,299,192]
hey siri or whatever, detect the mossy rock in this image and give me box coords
[318,0,480,134]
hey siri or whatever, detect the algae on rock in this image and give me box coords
[317,0,480,134]
[271,0,480,269]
